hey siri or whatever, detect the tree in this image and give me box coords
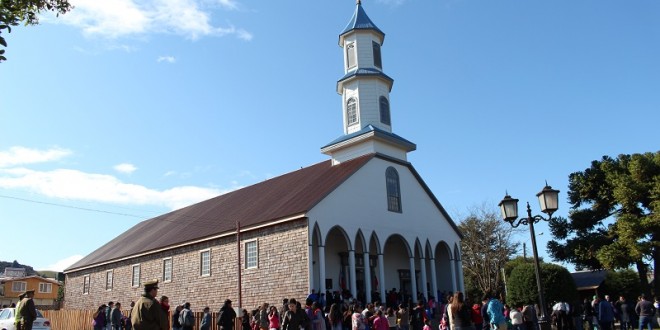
[506,262,578,309]
[459,204,519,301]
[0,0,72,62]
[547,152,660,296]
[599,269,642,303]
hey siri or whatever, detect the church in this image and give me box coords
[64,1,464,310]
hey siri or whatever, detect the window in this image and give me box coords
[200,250,211,276]
[386,167,402,212]
[83,275,90,294]
[163,258,173,282]
[131,265,140,287]
[346,42,356,69]
[11,281,26,292]
[379,96,391,125]
[245,240,258,269]
[106,270,113,290]
[346,98,358,126]
[372,41,382,68]
[39,282,52,293]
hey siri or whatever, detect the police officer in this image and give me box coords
[14,292,26,330]
[18,290,37,330]
[130,279,168,330]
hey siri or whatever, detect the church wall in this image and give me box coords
[355,34,377,70]
[64,218,309,311]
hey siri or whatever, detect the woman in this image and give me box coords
[352,305,366,330]
[385,308,397,330]
[242,309,252,330]
[372,310,389,330]
[160,296,171,330]
[260,303,271,330]
[312,302,327,330]
[328,303,344,330]
[269,305,280,330]
[397,304,410,330]
[344,305,355,330]
[172,305,183,330]
[93,304,107,330]
[448,292,474,330]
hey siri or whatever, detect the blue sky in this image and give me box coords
[1,0,658,272]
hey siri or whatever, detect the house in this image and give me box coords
[0,274,61,307]
[570,270,608,301]
[63,2,464,311]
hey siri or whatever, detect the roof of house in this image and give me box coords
[66,154,375,272]
[571,270,609,290]
[0,275,60,285]
[340,2,384,39]
[322,124,416,151]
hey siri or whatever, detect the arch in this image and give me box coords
[434,241,454,295]
[346,97,358,126]
[385,167,402,212]
[379,96,391,125]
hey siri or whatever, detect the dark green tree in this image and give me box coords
[599,269,642,303]
[459,204,519,300]
[0,0,72,61]
[506,262,578,309]
[548,152,660,297]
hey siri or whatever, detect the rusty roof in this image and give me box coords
[65,154,375,272]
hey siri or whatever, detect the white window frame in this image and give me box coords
[346,42,356,69]
[12,281,27,292]
[106,270,113,291]
[39,282,52,293]
[131,264,141,287]
[163,257,173,283]
[200,249,211,277]
[83,275,90,295]
[245,239,258,269]
[346,97,358,126]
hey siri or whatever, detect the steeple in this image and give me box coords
[322,2,415,165]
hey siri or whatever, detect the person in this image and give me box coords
[472,303,484,330]
[385,308,397,330]
[106,302,115,330]
[172,305,183,330]
[509,307,524,330]
[111,302,123,330]
[422,320,432,330]
[160,296,171,330]
[582,299,594,330]
[260,303,271,330]
[269,305,281,330]
[481,295,492,330]
[94,304,108,330]
[180,302,194,330]
[615,296,631,330]
[130,279,168,330]
[125,301,135,330]
[411,301,427,330]
[282,299,310,330]
[351,305,365,330]
[200,307,211,330]
[397,304,410,330]
[218,299,237,330]
[598,296,614,330]
[14,292,26,330]
[521,304,537,330]
[634,294,655,330]
[18,290,37,330]
[653,297,660,330]
[449,291,475,330]
[487,293,506,330]
[312,302,327,330]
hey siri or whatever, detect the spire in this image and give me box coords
[339,0,384,46]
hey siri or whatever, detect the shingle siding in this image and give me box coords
[65,219,309,311]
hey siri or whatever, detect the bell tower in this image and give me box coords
[322,1,416,165]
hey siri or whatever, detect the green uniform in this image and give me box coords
[18,297,37,330]
[14,300,22,330]
[131,293,168,330]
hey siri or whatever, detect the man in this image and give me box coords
[106,302,115,330]
[200,307,212,330]
[14,292,26,330]
[634,294,656,330]
[180,302,194,330]
[598,296,614,330]
[111,302,123,330]
[125,301,135,330]
[522,304,538,330]
[487,292,506,330]
[217,299,237,330]
[615,296,631,330]
[18,290,37,330]
[130,279,168,330]
[481,294,492,330]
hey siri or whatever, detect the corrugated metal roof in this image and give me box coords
[65,155,374,272]
[340,3,385,38]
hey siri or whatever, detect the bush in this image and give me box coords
[506,262,578,309]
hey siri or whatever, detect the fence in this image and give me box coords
[41,309,243,330]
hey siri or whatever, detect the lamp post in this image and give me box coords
[498,183,559,330]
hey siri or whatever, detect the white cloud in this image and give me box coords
[114,163,138,174]
[157,56,176,63]
[0,146,72,168]
[59,0,251,41]
[44,255,85,272]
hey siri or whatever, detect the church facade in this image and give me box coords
[64,2,464,311]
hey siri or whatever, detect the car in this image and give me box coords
[0,307,51,330]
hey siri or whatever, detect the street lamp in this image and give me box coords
[498,183,559,330]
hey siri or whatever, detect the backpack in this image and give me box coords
[180,309,194,327]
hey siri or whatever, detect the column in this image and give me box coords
[429,258,438,301]
[309,244,315,292]
[319,245,327,295]
[419,256,428,300]
[448,257,457,292]
[456,258,465,292]
[348,250,357,299]
[364,252,372,303]
[378,253,386,303]
[409,257,418,303]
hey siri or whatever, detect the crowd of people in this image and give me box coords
[90,282,660,330]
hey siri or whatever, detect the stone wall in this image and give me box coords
[64,219,309,311]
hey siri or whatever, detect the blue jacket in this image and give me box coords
[598,301,614,322]
[487,299,505,325]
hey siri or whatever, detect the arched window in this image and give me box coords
[347,97,358,126]
[386,167,402,212]
[379,96,391,125]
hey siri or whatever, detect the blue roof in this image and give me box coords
[322,125,416,150]
[340,3,385,38]
[337,68,393,84]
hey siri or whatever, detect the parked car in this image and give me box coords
[0,307,51,330]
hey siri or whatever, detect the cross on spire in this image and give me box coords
[357,0,361,5]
